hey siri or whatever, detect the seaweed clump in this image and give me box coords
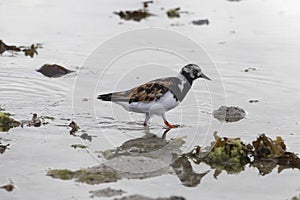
[251,134,300,175]
[114,1,154,22]
[0,40,41,57]
[186,133,300,177]
[186,132,250,177]
[0,112,20,132]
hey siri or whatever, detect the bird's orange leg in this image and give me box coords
[164,120,177,128]
[162,113,179,128]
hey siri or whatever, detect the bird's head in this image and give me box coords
[180,64,211,84]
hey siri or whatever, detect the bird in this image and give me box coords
[97,63,211,128]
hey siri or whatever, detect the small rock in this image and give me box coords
[243,67,256,72]
[69,121,79,135]
[191,19,209,26]
[82,98,89,102]
[114,195,186,200]
[89,187,126,198]
[249,99,259,103]
[0,184,14,192]
[80,133,93,142]
[0,143,9,154]
[213,106,246,122]
[37,64,74,78]
[170,22,185,27]
[32,113,41,127]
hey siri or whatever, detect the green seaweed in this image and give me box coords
[201,134,250,175]
[167,8,181,18]
[71,144,88,149]
[291,195,300,200]
[47,169,75,180]
[0,112,20,132]
[47,166,119,185]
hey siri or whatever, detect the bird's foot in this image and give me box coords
[164,121,180,129]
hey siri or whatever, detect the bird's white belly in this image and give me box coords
[116,91,179,115]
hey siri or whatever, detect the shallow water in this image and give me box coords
[1,0,300,199]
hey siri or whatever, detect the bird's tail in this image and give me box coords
[97,93,112,101]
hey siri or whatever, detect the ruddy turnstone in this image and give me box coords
[98,64,210,128]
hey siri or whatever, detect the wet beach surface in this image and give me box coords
[1,0,300,199]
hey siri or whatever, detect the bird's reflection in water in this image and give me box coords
[103,128,179,160]
[102,128,209,187]
[170,155,209,187]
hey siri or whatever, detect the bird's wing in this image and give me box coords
[101,77,180,103]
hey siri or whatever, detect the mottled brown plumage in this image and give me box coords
[128,78,175,103]
[99,77,181,103]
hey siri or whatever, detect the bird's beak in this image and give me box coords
[199,72,211,80]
